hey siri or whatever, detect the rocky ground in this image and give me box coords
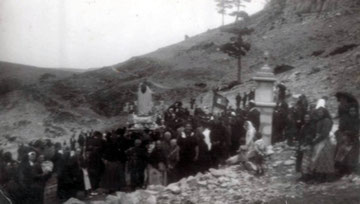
[64,141,360,204]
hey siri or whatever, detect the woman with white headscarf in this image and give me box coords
[238,121,266,175]
[244,121,256,148]
[237,121,256,157]
[310,106,335,182]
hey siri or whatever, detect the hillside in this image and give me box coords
[0,61,82,95]
[1,0,360,154]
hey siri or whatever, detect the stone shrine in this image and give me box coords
[252,52,277,146]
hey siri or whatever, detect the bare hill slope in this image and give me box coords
[1,0,360,148]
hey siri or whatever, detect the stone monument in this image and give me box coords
[252,52,277,146]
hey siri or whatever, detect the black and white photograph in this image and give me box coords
[0,0,360,203]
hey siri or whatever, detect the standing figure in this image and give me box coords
[177,123,199,178]
[297,114,316,181]
[335,106,360,175]
[126,139,148,190]
[310,107,335,183]
[148,141,167,186]
[242,93,248,108]
[190,98,196,110]
[277,82,287,103]
[167,139,180,183]
[248,87,255,101]
[235,93,242,109]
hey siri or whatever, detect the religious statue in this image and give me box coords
[137,82,154,116]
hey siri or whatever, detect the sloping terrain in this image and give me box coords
[1,0,360,152]
[65,141,360,204]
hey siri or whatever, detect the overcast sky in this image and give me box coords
[0,0,265,69]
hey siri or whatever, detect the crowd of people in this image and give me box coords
[0,86,359,204]
[272,90,359,183]
[0,93,261,204]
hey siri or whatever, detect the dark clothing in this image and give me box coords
[285,113,298,146]
[100,161,125,191]
[210,123,227,167]
[272,102,289,144]
[177,133,198,178]
[102,140,126,163]
[242,94,248,108]
[248,91,255,101]
[87,151,105,190]
[70,138,76,151]
[311,115,335,175]
[57,156,83,200]
[100,139,126,190]
[196,138,211,173]
[299,122,316,146]
[277,84,286,102]
[78,135,85,147]
[230,117,245,155]
[149,147,167,170]
[335,115,360,174]
[126,146,148,189]
[18,161,50,204]
[296,122,316,172]
[235,94,242,109]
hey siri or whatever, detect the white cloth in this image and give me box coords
[202,128,212,150]
[244,121,257,159]
[316,99,326,109]
[82,168,92,191]
[245,121,256,147]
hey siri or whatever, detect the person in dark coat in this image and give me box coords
[70,134,77,151]
[229,115,245,156]
[242,93,248,109]
[272,100,289,144]
[296,114,316,181]
[195,127,211,173]
[209,119,227,167]
[277,83,287,102]
[235,93,242,109]
[167,139,180,183]
[335,106,360,175]
[86,149,105,191]
[148,140,167,186]
[78,133,85,151]
[126,139,148,190]
[177,123,199,178]
[57,149,84,200]
[18,152,51,204]
[310,107,335,183]
[285,108,298,146]
[100,133,126,192]
[1,152,22,204]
